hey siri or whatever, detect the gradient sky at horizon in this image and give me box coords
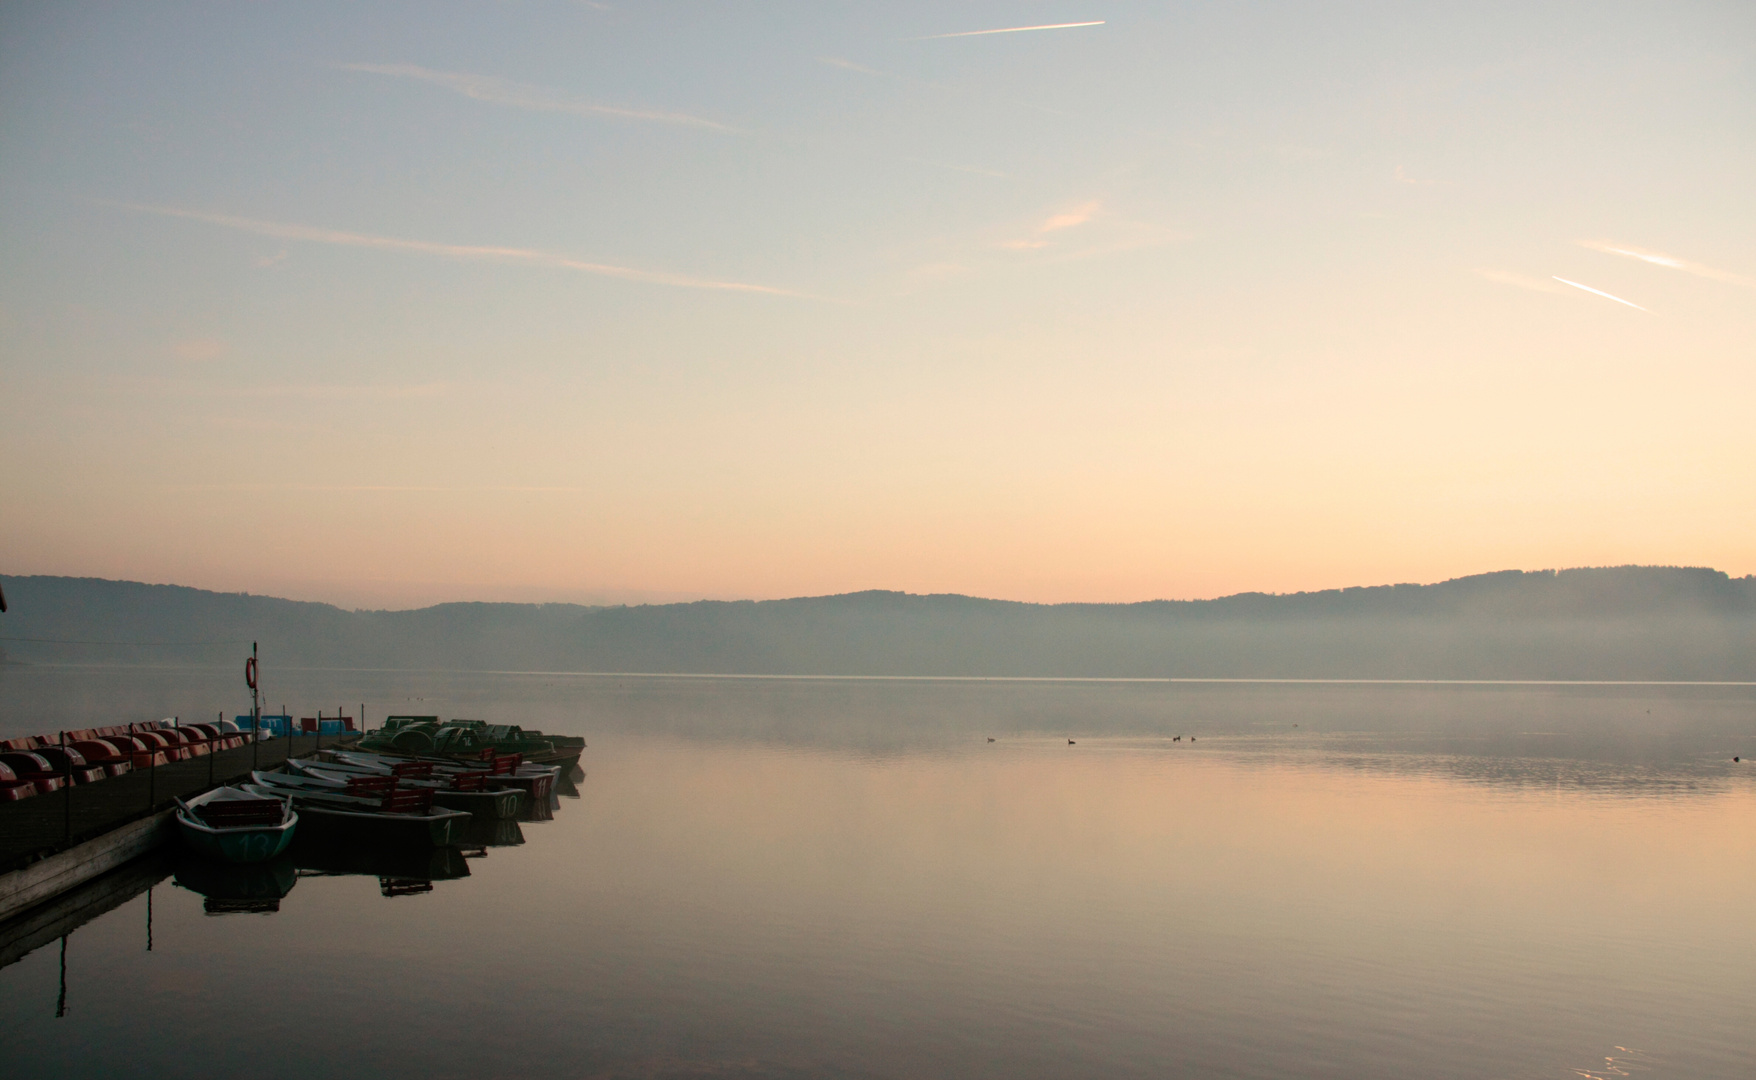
[2,1,1752,609]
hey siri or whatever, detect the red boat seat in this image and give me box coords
[380,788,434,814]
[195,799,286,827]
[345,776,397,796]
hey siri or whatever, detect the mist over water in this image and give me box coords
[3,671,1754,1078]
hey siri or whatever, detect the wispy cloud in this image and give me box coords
[158,483,586,493]
[117,203,812,298]
[1581,240,1756,289]
[1552,276,1649,311]
[914,21,1105,41]
[817,56,1075,120]
[997,200,1103,249]
[121,377,454,401]
[913,159,1007,179]
[1039,201,1102,232]
[906,201,1178,287]
[820,57,887,77]
[222,383,453,401]
[339,63,740,133]
[170,338,227,362]
[1475,269,1568,295]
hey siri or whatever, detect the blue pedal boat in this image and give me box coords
[175,786,298,863]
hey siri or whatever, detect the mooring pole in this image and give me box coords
[146,886,153,951]
[61,731,72,843]
[250,641,260,771]
[206,713,214,786]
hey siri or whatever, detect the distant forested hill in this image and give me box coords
[1,567,1753,680]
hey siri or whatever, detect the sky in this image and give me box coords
[1,1,1752,609]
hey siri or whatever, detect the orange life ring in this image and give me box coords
[244,656,257,690]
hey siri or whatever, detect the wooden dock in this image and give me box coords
[0,734,350,921]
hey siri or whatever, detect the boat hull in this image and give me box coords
[430,787,525,820]
[277,800,470,848]
[175,813,297,864]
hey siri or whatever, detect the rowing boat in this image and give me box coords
[245,774,470,847]
[284,759,524,819]
[174,787,298,864]
[323,749,559,803]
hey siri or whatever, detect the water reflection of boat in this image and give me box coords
[556,766,584,799]
[457,815,525,848]
[172,851,297,915]
[289,835,471,883]
[520,789,555,822]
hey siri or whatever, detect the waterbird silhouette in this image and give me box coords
[1068,738,1076,745]
[987,737,995,742]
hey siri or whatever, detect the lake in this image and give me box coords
[2,668,1753,1078]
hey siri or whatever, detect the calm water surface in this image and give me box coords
[2,668,1753,1079]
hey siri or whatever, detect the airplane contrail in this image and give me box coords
[1580,240,1756,289]
[916,21,1105,40]
[1552,277,1648,312]
[114,203,811,297]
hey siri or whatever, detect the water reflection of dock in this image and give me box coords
[0,849,170,971]
[0,751,586,955]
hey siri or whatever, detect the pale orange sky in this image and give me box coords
[2,3,1752,609]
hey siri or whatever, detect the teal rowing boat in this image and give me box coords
[175,787,298,864]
